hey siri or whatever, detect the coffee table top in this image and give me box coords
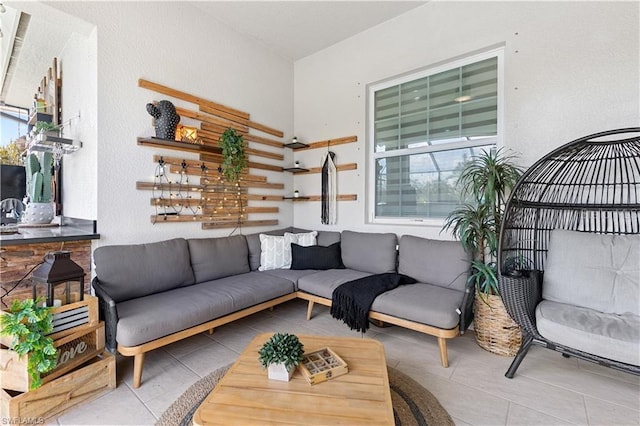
[193,333,394,425]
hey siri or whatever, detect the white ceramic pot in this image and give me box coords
[267,363,294,381]
[23,202,54,224]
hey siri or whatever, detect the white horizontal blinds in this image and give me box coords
[374,57,497,152]
[372,53,499,220]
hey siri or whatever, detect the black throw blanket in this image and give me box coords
[330,273,417,333]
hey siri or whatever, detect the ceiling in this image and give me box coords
[0,1,426,109]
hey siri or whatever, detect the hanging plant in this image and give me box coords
[219,128,247,182]
[0,298,58,389]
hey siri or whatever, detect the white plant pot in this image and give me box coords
[23,202,54,224]
[267,363,295,382]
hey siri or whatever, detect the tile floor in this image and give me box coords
[50,299,639,425]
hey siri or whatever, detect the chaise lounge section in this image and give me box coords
[92,228,472,388]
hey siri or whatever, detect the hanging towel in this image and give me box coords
[321,151,337,225]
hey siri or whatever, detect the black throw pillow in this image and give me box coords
[290,242,345,270]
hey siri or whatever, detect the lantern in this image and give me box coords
[31,251,85,307]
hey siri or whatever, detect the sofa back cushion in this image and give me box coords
[246,227,306,270]
[341,230,397,274]
[543,230,640,315]
[94,238,195,303]
[187,235,250,283]
[317,231,341,246]
[398,235,470,292]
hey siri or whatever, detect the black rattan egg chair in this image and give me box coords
[497,127,640,378]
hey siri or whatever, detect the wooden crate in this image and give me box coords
[298,347,348,385]
[0,295,99,348]
[1,351,115,423]
[0,322,105,392]
[48,295,99,341]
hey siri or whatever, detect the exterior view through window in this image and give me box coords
[369,49,502,222]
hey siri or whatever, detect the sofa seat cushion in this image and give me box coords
[371,283,465,330]
[116,272,294,347]
[297,269,372,299]
[258,269,318,290]
[536,300,640,366]
[94,238,195,303]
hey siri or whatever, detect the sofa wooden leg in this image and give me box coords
[438,337,449,368]
[208,328,214,335]
[306,301,314,320]
[133,353,145,389]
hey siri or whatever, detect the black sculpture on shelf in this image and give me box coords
[146,100,180,140]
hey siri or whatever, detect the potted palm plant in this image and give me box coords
[442,148,523,356]
[258,333,304,381]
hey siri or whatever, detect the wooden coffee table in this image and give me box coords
[193,333,394,425]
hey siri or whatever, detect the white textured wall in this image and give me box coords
[50,2,294,246]
[59,29,98,221]
[293,1,640,239]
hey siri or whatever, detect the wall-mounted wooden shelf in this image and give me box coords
[202,219,279,230]
[282,167,310,173]
[284,141,309,149]
[138,137,222,155]
[291,163,357,175]
[283,194,357,202]
[288,135,357,151]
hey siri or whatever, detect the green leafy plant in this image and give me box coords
[0,141,24,166]
[34,121,59,134]
[25,152,53,203]
[442,148,522,299]
[0,298,58,389]
[219,127,247,182]
[258,333,304,371]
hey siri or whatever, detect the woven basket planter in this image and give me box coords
[473,292,522,356]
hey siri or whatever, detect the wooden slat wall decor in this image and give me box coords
[0,240,92,309]
[138,79,358,229]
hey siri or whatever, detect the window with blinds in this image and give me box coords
[368,49,502,222]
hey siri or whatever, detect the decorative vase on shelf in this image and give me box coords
[267,363,295,382]
[23,202,54,225]
[294,160,300,168]
[293,190,300,198]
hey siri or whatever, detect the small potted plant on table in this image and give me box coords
[258,333,304,382]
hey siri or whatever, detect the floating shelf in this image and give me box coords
[283,194,357,202]
[284,141,309,149]
[282,167,310,173]
[294,135,357,151]
[138,137,222,155]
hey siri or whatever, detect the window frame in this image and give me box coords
[366,47,505,226]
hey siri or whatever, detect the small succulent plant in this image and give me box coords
[258,333,304,371]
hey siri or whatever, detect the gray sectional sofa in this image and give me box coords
[92,228,471,388]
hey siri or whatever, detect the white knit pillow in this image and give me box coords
[285,231,317,247]
[258,233,298,271]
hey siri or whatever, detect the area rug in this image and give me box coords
[157,364,453,426]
